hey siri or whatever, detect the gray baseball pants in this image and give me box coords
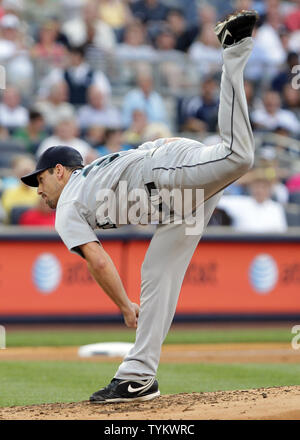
[115,37,254,380]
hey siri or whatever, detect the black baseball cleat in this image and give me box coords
[89,377,160,403]
[214,10,259,48]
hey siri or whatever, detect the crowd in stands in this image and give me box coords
[0,0,299,232]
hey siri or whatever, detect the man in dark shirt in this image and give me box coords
[177,76,219,132]
[130,0,169,23]
[166,8,198,52]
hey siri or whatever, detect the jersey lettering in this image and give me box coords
[82,153,121,178]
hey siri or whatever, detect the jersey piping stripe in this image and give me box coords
[202,86,250,202]
[151,86,235,172]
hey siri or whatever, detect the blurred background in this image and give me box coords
[0,0,300,323]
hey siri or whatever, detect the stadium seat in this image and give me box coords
[10,206,31,225]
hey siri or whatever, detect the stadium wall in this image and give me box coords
[1,228,300,323]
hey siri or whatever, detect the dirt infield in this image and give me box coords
[1,343,300,420]
[1,386,300,420]
[1,342,299,363]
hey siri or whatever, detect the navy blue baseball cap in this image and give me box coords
[21,146,84,187]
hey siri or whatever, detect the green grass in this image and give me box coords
[1,327,297,407]
[0,360,299,407]
[5,327,293,348]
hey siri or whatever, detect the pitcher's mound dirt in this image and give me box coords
[1,343,300,419]
[1,386,300,420]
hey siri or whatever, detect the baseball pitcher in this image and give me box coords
[22,11,258,403]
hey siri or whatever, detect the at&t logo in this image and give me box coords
[249,254,278,294]
[32,253,62,294]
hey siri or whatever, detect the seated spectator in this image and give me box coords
[130,0,169,24]
[233,0,257,15]
[23,0,62,29]
[198,2,217,28]
[177,76,219,133]
[271,52,299,93]
[286,173,300,195]
[62,0,116,51]
[244,25,275,83]
[35,81,75,130]
[189,24,223,77]
[174,0,199,28]
[36,118,97,164]
[271,125,300,158]
[153,25,187,90]
[13,110,47,154]
[38,46,111,105]
[98,0,133,40]
[284,0,300,31]
[64,46,111,105]
[0,1,5,19]
[115,20,156,85]
[218,169,288,233]
[165,8,198,52]
[61,0,84,21]
[1,155,39,222]
[96,128,131,156]
[122,67,168,128]
[0,14,23,61]
[46,17,70,48]
[282,83,300,118]
[18,197,56,227]
[254,3,287,75]
[141,121,172,142]
[30,20,66,70]
[279,25,296,57]
[123,109,149,147]
[288,29,300,53]
[77,85,121,130]
[251,90,300,137]
[2,0,24,17]
[0,87,28,130]
[115,20,156,61]
[0,125,10,141]
[84,125,106,149]
[237,148,290,204]
[0,14,34,96]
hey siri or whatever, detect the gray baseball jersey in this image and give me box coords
[55,138,168,256]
